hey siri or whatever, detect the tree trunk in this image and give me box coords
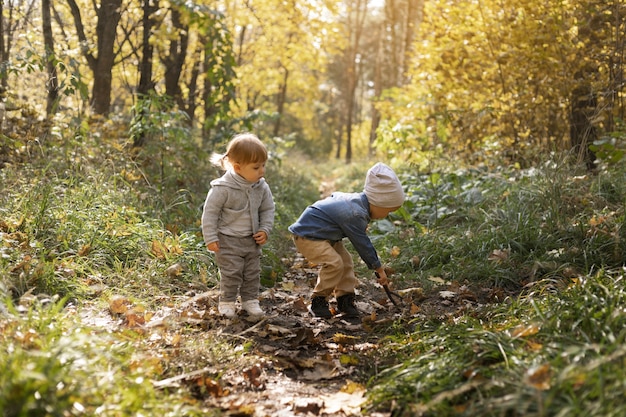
[133,0,158,147]
[137,0,156,97]
[344,0,367,164]
[273,67,289,138]
[0,0,6,97]
[163,6,188,109]
[66,0,121,116]
[369,19,384,157]
[569,83,597,170]
[42,0,59,116]
[92,0,122,115]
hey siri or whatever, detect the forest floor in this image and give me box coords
[86,252,502,417]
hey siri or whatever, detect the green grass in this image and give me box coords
[366,269,626,416]
[2,116,626,416]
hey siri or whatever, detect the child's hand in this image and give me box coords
[253,231,268,245]
[207,241,219,252]
[375,269,389,286]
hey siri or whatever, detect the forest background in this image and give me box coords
[1,0,624,167]
[2,0,626,416]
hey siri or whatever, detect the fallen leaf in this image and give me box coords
[333,333,359,345]
[526,363,551,390]
[293,399,322,415]
[125,310,146,327]
[243,364,265,388]
[510,323,541,338]
[290,327,317,346]
[439,290,457,299]
[281,281,295,291]
[390,246,401,258]
[321,390,365,414]
[292,297,309,313]
[194,377,224,397]
[341,380,366,394]
[165,263,183,277]
[109,296,131,314]
[78,244,92,256]
[410,303,420,315]
[488,248,510,263]
[398,287,424,297]
[339,354,359,366]
[428,276,447,285]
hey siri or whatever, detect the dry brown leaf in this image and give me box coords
[488,248,510,263]
[125,310,146,327]
[390,246,401,258]
[194,377,224,397]
[243,364,265,388]
[293,399,322,415]
[290,327,317,346]
[109,296,131,314]
[526,363,551,390]
[292,297,308,313]
[410,303,420,315]
[165,263,183,277]
[78,244,92,256]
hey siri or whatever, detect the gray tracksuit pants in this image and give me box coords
[215,233,261,303]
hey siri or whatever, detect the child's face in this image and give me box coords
[234,161,266,183]
[370,205,401,220]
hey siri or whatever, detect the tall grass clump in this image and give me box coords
[367,268,626,416]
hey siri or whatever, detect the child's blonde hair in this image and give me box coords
[211,133,268,170]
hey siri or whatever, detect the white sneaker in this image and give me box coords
[218,302,237,318]
[242,300,264,317]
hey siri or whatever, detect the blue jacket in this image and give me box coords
[288,192,381,270]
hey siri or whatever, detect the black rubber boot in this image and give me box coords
[310,296,332,318]
[336,293,359,318]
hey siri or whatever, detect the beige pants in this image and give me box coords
[292,236,358,298]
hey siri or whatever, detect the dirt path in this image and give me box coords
[99,253,493,416]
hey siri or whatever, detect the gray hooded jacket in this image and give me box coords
[201,169,275,246]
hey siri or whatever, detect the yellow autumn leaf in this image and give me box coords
[428,276,447,285]
[333,333,359,345]
[120,169,142,182]
[510,323,541,338]
[390,246,401,258]
[339,355,360,366]
[151,240,167,259]
[341,380,365,393]
[281,281,296,291]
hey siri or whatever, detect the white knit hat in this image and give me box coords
[364,163,405,208]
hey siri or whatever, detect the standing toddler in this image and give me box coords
[201,133,275,318]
